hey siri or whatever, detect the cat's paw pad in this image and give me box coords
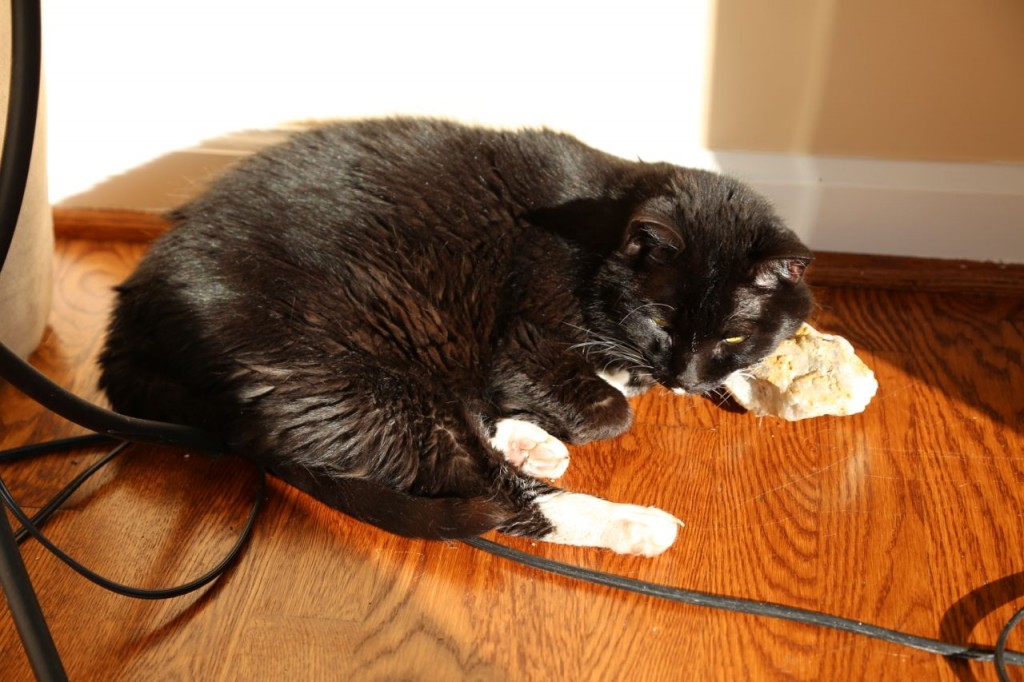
[490,418,570,479]
[603,505,682,557]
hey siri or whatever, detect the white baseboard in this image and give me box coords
[707,151,1024,264]
[58,131,1024,264]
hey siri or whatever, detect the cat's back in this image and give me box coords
[104,119,602,403]
[152,118,596,277]
[128,118,613,326]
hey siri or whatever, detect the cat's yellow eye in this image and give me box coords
[723,335,747,345]
[653,317,671,329]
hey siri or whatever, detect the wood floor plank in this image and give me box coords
[1,238,1023,680]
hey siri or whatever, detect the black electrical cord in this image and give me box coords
[0,343,223,453]
[0,446,266,600]
[16,437,1020,674]
[13,435,1017,670]
[999,607,1024,682]
[12,439,129,544]
[0,434,115,464]
[462,537,1024,678]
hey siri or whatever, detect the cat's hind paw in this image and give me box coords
[490,418,570,480]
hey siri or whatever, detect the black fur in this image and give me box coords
[99,118,812,541]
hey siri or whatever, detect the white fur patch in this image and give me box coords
[597,369,631,396]
[670,387,688,396]
[536,491,682,557]
[490,418,570,479]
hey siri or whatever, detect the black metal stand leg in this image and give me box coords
[0,0,65,678]
[0,509,66,681]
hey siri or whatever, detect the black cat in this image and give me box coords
[99,118,812,556]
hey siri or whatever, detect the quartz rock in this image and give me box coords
[723,324,878,420]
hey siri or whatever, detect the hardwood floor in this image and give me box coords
[1,237,1023,681]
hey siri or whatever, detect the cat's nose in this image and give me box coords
[675,365,721,395]
[675,364,701,393]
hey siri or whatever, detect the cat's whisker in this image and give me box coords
[568,332,653,374]
[710,388,734,408]
[618,302,674,326]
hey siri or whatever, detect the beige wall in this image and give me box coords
[706,0,1024,162]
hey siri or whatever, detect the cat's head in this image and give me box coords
[590,168,813,395]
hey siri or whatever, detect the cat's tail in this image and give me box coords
[272,463,515,539]
[274,462,682,556]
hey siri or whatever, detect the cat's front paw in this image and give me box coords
[602,504,682,557]
[536,492,683,556]
[490,418,570,479]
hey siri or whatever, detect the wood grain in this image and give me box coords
[802,248,1024,292]
[1,239,1023,680]
[51,208,170,242]
[807,251,1024,298]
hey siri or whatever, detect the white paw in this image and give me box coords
[490,418,570,479]
[602,504,681,557]
[537,492,683,557]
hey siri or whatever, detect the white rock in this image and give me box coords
[723,324,878,421]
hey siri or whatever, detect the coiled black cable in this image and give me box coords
[12,440,129,544]
[1,438,266,600]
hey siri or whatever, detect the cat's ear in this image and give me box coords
[621,214,684,263]
[752,256,811,287]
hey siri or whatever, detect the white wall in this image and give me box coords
[41,0,1024,263]
[42,0,715,204]
[713,152,1024,263]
